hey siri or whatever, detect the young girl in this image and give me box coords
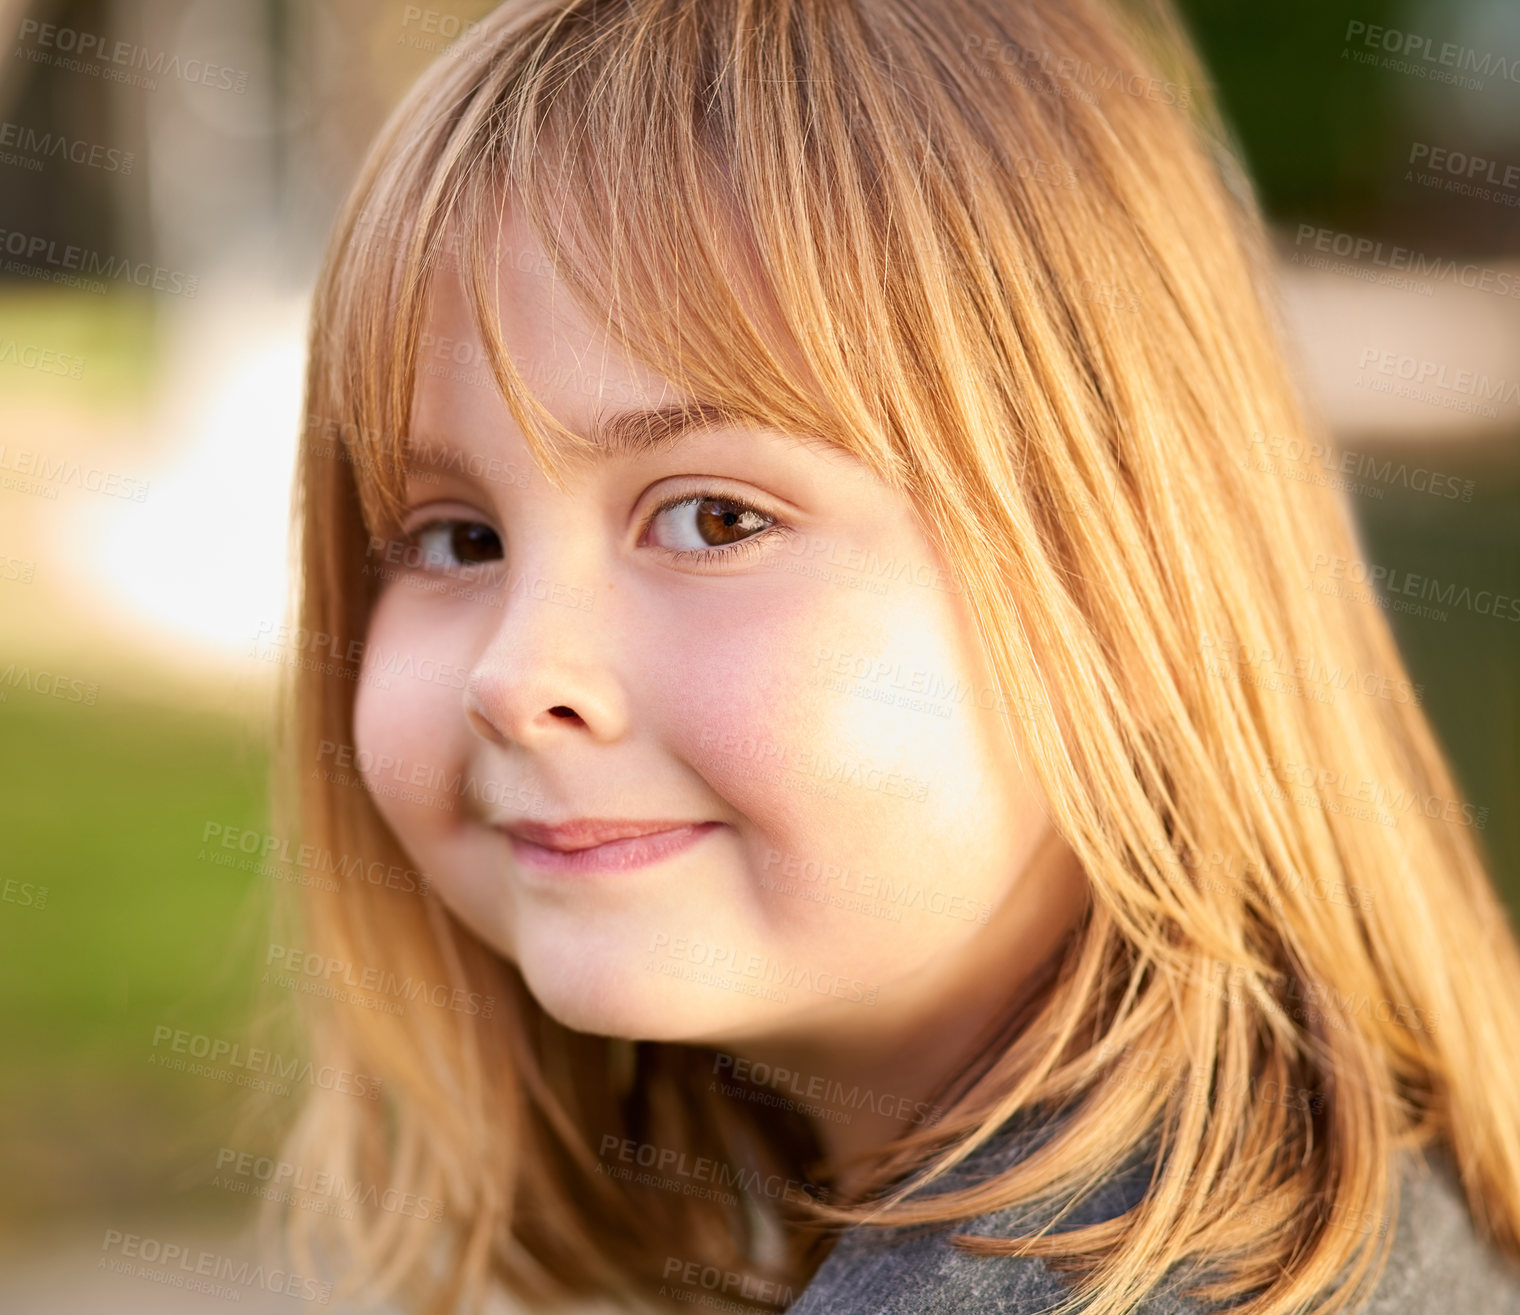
[268,0,1520,1312]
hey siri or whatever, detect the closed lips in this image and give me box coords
[505,819,703,851]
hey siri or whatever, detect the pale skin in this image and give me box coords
[352,209,1091,1195]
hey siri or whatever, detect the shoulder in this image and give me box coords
[785,1131,1520,1315]
[1354,1148,1520,1315]
[785,1115,1215,1315]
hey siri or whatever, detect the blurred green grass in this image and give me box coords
[0,286,161,410]
[0,690,276,1230]
[1352,438,1520,918]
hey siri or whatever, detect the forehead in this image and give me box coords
[415,208,683,443]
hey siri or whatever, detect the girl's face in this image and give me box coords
[352,212,1086,1052]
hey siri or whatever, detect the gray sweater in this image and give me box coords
[785,1110,1520,1313]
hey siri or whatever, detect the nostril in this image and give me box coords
[548,706,580,720]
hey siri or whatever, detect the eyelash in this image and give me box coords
[641,491,793,566]
[398,490,792,573]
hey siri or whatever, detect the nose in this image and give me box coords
[463,562,630,750]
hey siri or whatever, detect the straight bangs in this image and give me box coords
[324,2,911,547]
[277,2,1520,1314]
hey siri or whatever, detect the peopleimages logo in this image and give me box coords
[0,661,98,705]
[99,1230,331,1304]
[1291,224,1520,300]
[0,121,134,173]
[1199,632,1424,708]
[1341,19,1520,88]
[213,1147,445,1221]
[14,19,251,93]
[198,821,428,895]
[697,728,932,803]
[712,1052,943,1126]
[264,943,495,1017]
[1354,351,1511,420]
[0,339,85,377]
[647,932,880,1006]
[0,445,149,500]
[1408,142,1520,192]
[1245,430,1475,504]
[598,1135,827,1207]
[1358,347,1520,409]
[1263,755,1489,832]
[0,226,197,296]
[1309,552,1520,625]
[962,34,1194,107]
[148,1024,385,1100]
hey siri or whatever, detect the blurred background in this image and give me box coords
[0,0,1516,1309]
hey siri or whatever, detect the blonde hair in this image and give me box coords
[271,0,1520,1312]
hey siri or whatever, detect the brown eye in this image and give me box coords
[409,519,503,570]
[648,495,774,553]
[448,521,502,564]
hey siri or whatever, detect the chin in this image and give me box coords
[514,948,750,1042]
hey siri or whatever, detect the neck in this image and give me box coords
[715,832,1090,1198]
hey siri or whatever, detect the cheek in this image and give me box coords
[351,595,477,873]
[640,572,1023,960]
[651,574,992,808]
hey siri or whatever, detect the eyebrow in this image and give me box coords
[586,401,740,458]
[404,401,742,477]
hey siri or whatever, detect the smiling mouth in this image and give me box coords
[503,820,723,874]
